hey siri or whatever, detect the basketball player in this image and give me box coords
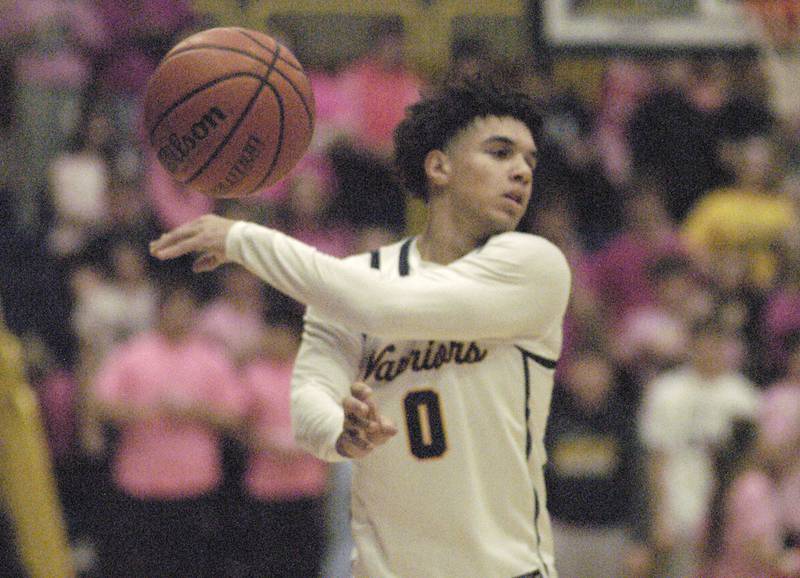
[150,77,571,577]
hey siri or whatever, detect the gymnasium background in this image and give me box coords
[1,1,799,577]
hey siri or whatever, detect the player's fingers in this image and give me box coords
[343,428,373,452]
[192,253,221,273]
[149,222,198,255]
[378,415,398,437]
[343,395,370,419]
[351,382,380,420]
[351,382,373,401]
[151,236,205,260]
[367,416,398,445]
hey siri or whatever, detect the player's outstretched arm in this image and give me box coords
[336,382,397,459]
[150,214,235,272]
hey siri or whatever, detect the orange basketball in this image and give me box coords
[144,27,315,199]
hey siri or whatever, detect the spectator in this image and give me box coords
[682,133,797,292]
[334,19,422,157]
[700,418,800,577]
[545,345,650,578]
[0,0,106,231]
[225,322,329,577]
[628,57,729,221]
[272,154,357,258]
[638,315,759,578]
[612,254,713,386]
[46,108,114,259]
[588,183,687,324]
[198,265,268,365]
[91,272,245,578]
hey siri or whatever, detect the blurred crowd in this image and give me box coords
[0,1,799,577]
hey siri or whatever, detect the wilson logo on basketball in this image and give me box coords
[157,106,228,173]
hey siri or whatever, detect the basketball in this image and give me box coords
[144,27,315,199]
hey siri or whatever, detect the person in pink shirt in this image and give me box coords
[701,412,800,578]
[335,20,422,157]
[91,272,246,578]
[225,320,328,577]
[587,184,687,324]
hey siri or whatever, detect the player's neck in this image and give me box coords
[417,215,481,265]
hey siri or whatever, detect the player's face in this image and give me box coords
[439,115,537,236]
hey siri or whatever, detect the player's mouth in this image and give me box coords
[503,191,526,207]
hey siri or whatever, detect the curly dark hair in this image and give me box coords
[393,75,543,201]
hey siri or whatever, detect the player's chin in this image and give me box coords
[487,208,523,235]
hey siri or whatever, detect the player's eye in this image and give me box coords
[490,147,512,159]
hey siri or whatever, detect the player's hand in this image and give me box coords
[149,214,236,272]
[336,382,397,459]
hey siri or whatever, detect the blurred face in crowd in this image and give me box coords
[722,135,777,190]
[287,167,330,222]
[111,241,147,285]
[564,351,613,411]
[690,329,735,377]
[222,267,264,310]
[158,285,197,341]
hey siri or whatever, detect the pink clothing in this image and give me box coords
[198,301,266,361]
[708,470,796,578]
[760,381,800,462]
[1,0,106,89]
[241,359,327,501]
[93,332,245,499]
[762,287,800,373]
[587,230,685,322]
[36,369,78,461]
[144,151,215,230]
[336,57,421,152]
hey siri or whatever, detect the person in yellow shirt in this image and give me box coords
[682,134,798,291]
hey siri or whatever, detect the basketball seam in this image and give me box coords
[162,40,302,73]
[241,82,286,197]
[234,28,304,72]
[185,44,284,186]
[148,72,263,144]
[156,45,313,129]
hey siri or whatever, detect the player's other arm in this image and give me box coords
[150,216,571,341]
[290,310,396,461]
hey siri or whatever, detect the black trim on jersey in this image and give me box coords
[515,347,557,459]
[515,345,556,578]
[516,347,557,370]
[370,249,381,270]
[398,237,413,276]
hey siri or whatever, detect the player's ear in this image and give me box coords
[424,149,451,188]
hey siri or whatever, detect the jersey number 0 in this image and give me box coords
[404,390,447,459]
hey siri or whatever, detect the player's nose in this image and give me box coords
[510,156,532,185]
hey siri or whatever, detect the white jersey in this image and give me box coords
[226,223,571,578]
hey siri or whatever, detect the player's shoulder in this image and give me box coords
[484,231,570,273]
[488,230,564,254]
